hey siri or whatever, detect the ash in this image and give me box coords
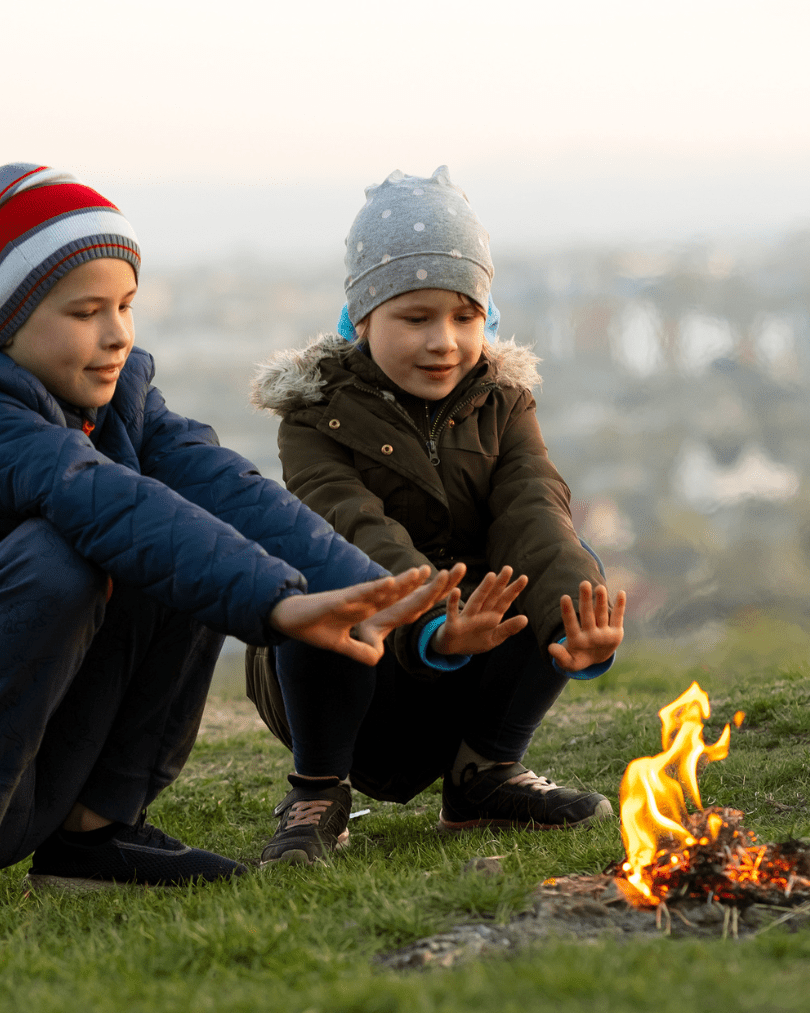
[377,843,810,971]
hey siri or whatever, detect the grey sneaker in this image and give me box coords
[261,774,351,866]
[438,761,614,832]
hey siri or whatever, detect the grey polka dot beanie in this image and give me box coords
[344,165,494,325]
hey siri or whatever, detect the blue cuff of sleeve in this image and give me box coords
[551,637,615,681]
[418,616,470,671]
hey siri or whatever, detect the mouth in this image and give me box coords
[417,365,456,375]
[87,363,124,376]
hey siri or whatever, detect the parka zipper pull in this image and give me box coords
[426,438,440,466]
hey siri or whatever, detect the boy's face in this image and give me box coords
[365,289,485,401]
[4,259,137,409]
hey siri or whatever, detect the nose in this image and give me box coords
[101,308,134,349]
[425,317,457,354]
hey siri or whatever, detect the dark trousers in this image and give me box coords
[269,625,568,803]
[0,520,223,868]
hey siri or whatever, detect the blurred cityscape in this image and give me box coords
[135,230,810,648]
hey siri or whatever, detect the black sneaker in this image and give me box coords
[438,761,614,832]
[24,811,248,891]
[261,774,351,866]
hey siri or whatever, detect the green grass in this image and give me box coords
[3,619,810,1012]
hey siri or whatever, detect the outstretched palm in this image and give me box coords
[547,581,626,672]
[267,565,465,666]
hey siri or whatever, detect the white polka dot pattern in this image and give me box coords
[343,165,493,324]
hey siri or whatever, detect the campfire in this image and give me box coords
[614,682,810,911]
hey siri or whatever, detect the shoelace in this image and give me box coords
[286,801,333,828]
[505,769,559,793]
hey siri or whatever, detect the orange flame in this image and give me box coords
[618,682,739,904]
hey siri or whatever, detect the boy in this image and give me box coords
[0,163,461,890]
[248,166,625,865]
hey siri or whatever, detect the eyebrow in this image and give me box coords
[63,288,138,306]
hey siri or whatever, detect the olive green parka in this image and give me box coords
[250,333,606,675]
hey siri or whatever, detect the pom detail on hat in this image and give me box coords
[0,163,140,345]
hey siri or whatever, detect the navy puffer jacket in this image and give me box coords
[0,346,385,645]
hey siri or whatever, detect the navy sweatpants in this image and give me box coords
[0,519,223,868]
[271,624,569,803]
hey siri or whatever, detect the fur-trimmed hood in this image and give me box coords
[251,333,542,415]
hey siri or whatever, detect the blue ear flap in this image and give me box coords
[337,304,358,342]
[485,295,500,341]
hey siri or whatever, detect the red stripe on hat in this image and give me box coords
[0,241,139,334]
[0,166,48,203]
[0,184,120,253]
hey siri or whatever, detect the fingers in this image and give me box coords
[575,581,596,630]
[361,563,468,634]
[547,640,575,670]
[418,563,466,611]
[489,613,529,647]
[335,631,385,666]
[591,582,610,627]
[354,566,432,615]
[558,592,580,640]
[466,567,528,617]
[444,587,462,622]
[610,589,627,630]
[567,582,624,635]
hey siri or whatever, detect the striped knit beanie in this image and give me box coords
[0,164,140,346]
[344,165,493,326]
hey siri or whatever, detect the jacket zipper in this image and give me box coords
[354,381,497,467]
[424,384,497,466]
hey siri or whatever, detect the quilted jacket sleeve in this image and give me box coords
[0,388,383,648]
[137,383,386,591]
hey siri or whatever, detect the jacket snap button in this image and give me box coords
[448,420,455,427]
[381,444,394,455]
[328,419,340,429]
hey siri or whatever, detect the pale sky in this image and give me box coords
[5,0,810,260]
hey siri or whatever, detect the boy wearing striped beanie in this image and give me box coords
[0,164,460,890]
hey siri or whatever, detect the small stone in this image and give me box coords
[463,856,505,877]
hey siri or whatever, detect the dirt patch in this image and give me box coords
[376,872,810,970]
[197,693,612,744]
[198,696,266,741]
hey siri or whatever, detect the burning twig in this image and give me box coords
[615,683,810,915]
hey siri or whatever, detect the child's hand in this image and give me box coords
[432,566,529,656]
[547,581,626,673]
[353,563,466,657]
[267,564,465,666]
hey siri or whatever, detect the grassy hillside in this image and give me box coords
[2,618,809,1012]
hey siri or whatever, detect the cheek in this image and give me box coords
[464,331,484,362]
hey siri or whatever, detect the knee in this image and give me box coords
[0,519,108,633]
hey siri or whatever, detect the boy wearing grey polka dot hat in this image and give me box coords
[250,166,626,866]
